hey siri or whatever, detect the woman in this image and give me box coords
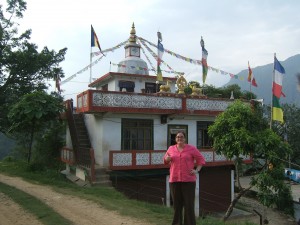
[164,131,206,225]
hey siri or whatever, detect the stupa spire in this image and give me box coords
[129,22,137,43]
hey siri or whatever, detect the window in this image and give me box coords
[119,80,135,92]
[101,84,108,91]
[122,119,153,150]
[145,82,158,93]
[197,121,213,149]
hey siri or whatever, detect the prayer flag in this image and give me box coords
[200,37,208,84]
[247,61,252,82]
[272,56,285,122]
[91,25,103,54]
[272,95,283,122]
[272,57,285,98]
[248,62,258,87]
[157,31,162,42]
[252,77,258,87]
[157,41,164,64]
[157,36,164,82]
[157,65,163,81]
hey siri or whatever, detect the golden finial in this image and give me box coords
[129,22,136,43]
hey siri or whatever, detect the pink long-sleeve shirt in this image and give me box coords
[164,144,206,183]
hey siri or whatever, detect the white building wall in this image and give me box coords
[154,122,168,150]
[82,112,215,167]
[66,125,73,149]
[109,79,117,91]
[166,115,214,147]
[101,117,122,167]
[105,76,176,93]
[84,114,103,166]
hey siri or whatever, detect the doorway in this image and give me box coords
[167,125,188,147]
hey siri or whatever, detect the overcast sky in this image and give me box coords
[18,0,300,101]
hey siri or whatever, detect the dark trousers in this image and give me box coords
[170,182,196,225]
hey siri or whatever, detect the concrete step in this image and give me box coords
[92,180,112,187]
[95,174,110,181]
[93,166,112,187]
[62,170,91,187]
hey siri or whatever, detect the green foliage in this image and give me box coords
[8,91,63,129]
[202,84,256,99]
[282,104,300,168]
[252,164,294,215]
[32,120,65,167]
[7,91,64,163]
[208,100,294,215]
[0,0,67,133]
[208,101,260,158]
[264,103,300,169]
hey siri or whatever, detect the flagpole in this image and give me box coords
[270,53,276,129]
[248,61,252,94]
[250,79,252,100]
[90,46,92,84]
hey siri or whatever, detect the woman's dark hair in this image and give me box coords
[176,131,186,137]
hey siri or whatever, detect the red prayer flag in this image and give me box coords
[251,77,257,87]
[247,61,252,82]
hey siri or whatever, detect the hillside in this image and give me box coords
[0,132,15,159]
[224,54,300,106]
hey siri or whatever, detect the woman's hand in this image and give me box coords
[190,169,199,175]
[165,153,171,163]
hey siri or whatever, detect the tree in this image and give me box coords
[202,84,255,99]
[208,100,293,221]
[32,119,65,167]
[280,104,300,167]
[7,91,64,163]
[264,103,300,168]
[0,0,67,133]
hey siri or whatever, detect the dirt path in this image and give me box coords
[0,173,298,225]
[0,192,43,225]
[227,196,297,225]
[0,174,154,225]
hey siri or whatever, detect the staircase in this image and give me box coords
[93,167,112,187]
[65,100,111,187]
[73,114,92,168]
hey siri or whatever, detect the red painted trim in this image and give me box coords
[108,149,253,170]
[75,89,232,116]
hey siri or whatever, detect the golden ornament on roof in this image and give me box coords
[177,75,187,94]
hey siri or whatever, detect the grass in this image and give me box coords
[0,160,258,225]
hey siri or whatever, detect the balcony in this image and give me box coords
[61,148,252,170]
[76,90,233,115]
[109,150,252,170]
